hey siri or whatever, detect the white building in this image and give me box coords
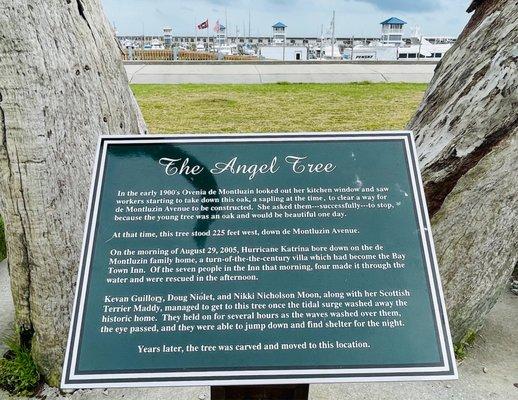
[163,27,173,48]
[380,17,406,46]
[272,22,287,45]
[260,22,308,61]
[260,46,308,61]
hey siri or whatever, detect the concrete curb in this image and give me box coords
[125,63,436,84]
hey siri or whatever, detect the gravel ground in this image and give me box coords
[1,260,516,400]
[310,287,518,400]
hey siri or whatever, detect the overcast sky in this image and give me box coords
[102,0,472,38]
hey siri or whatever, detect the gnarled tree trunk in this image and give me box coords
[0,0,146,385]
[409,0,517,342]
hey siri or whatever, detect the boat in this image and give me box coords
[214,44,233,56]
[343,19,453,61]
[241,43,256,56]
[121,39,135,49]
[313,41,341,60]
[146,38,164,50]
[212,22,238,56]
[316,11,341,60]
[397,33,453,61]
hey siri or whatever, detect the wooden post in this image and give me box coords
[211,384,309,400]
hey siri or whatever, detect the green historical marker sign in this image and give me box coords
[62,132,457,388]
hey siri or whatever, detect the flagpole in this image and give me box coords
[320,24,323,60]
[331,10,336,59]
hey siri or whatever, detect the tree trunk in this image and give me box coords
[0,0,146,385]
[409,0,517,343]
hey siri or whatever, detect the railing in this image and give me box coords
[223,54,258,61]
[381,29,403,35]
[122,49,259,62]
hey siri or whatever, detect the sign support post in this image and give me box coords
[211,384,309,400]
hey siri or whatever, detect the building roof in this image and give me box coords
[380,17,407,25]
[272,22,287,29]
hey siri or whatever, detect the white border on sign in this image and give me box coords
[62,132,457,389]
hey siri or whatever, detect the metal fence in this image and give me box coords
[122,49,258,62]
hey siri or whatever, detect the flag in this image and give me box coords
[214,19,221,33]
[197,19,209,30]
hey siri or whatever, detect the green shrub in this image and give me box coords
[0,335,40,396]
[454,329,477,360]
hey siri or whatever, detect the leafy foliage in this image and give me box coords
[0,335,40,396]
[454,330,477,360]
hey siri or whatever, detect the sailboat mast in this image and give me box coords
[225,8,228,41]
[320,24,323,60]
[331,10,336,58]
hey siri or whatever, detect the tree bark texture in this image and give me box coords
[409,0,517,342]
[0,0,146,385]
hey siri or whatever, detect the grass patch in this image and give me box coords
[0,216,5,261]
[132,83,427,134]
[454,330,477,360]
[0,335,40,396]
[0,84,425,263]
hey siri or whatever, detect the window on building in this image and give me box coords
[399,53,407,59]
[408,53,417,58]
